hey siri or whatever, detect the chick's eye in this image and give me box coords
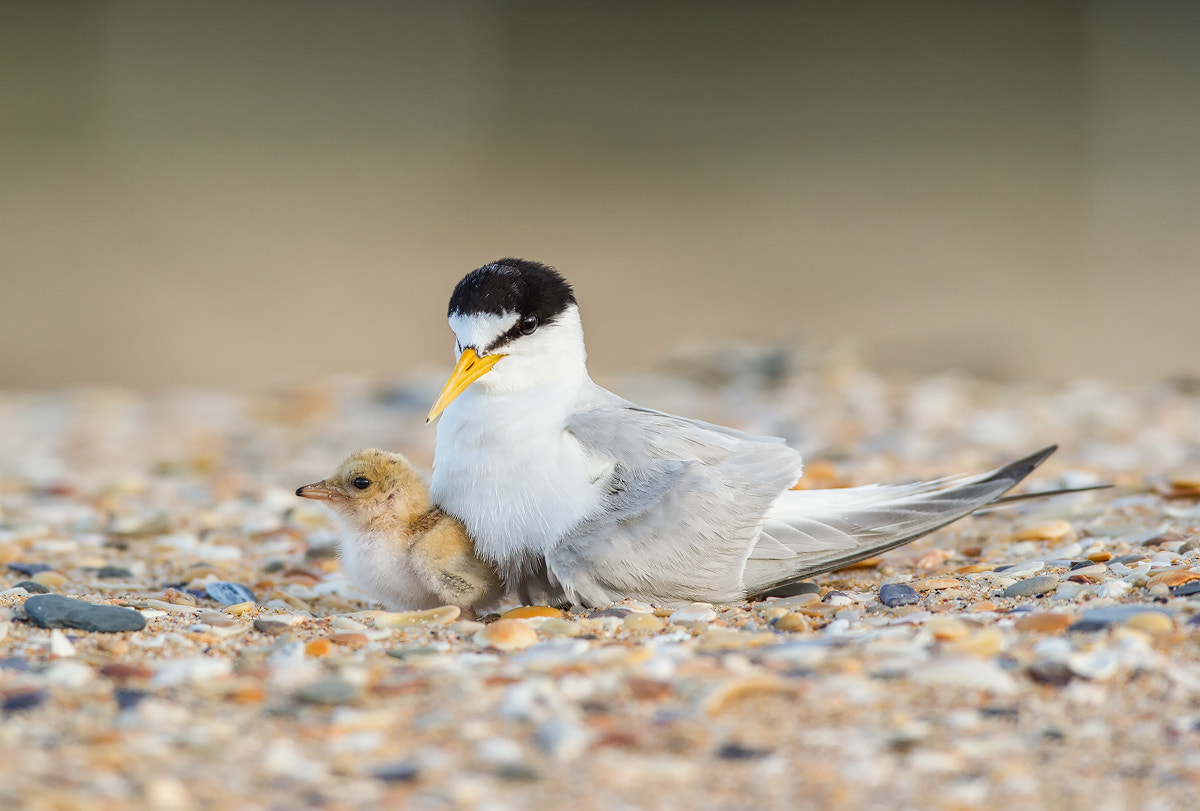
[519,314,539,335]
[352,477,371,490]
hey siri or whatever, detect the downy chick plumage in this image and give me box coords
[297,449,503,616]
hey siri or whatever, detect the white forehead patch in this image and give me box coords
[448,311,519,353]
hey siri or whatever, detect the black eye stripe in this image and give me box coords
[488,314,548,351]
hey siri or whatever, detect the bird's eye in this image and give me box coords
[352,477,371,490]
[519,314,539,335]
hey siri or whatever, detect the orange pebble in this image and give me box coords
[305,638,332,657]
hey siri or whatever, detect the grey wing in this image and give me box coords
[549,394,803,607]
[743,445,1058,597]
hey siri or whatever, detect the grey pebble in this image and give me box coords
[23,594,146,633]
[205,581,257,606]
[1026,660,1074,686]
[717,743,773,760]
[1170,581,1200,597]
[2,688,47,712]
[1003,575,1060,598]
[6,563,52,576]
[295,677,361,705]
[114,689,149,712]
[588,608,631,619]
[1070,605,1170,632]
[252,619,293,636]
[370,762,420,783]
[879,583,920,607]
[13,580,50,594]
[97,566,135,579]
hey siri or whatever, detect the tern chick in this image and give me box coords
[296,449,503,616]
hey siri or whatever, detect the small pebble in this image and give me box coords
[330,616,369,632]
[539,618,583,637]
[100,663,155,681]
[375,606,460,628]
[31,571,67,588]
[622,613,664,633]
[502,606,564,619]
[113,689,149,711]
[1027,660,1074,686]
[475,619,539,651]
[588,607,631,619]
[2,688,48,712]
[251,620,291,637]
[1015,613,1074,634]
[304,638,332,657]
[13,580,49,594]
[24,594,146,633]
[1070,605,1168,632]
[370,762,420,783]
[324,632,368,648]
[1003,575,1059,598]
[197,610,238,627]
[880,584,920,607]
[670,603,717,623]
[6,563,53,576]
[1124,612,1173,635]
[96,566,135,579]
[295,677,361,705]
[924,617,970,641]
[49,629,76,657]
[915,577,959,591]
[945,627,1005,657]
[1000,560,1045,578]
[773,613,809,632]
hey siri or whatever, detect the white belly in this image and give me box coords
[430,386,610,577]
[336,524,441,611]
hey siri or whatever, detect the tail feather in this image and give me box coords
[743,445,1059,599]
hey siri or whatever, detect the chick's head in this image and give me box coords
[296,449,431,532]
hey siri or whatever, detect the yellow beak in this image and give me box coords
[426,348,505,423]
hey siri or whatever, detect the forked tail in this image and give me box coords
[744,445,1061,599]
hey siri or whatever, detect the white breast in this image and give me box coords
[335,524,442,611]
[430,382,611,577]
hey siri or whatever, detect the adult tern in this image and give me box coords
[427,258,1068,607]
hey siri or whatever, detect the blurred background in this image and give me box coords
[2,1,1197,390]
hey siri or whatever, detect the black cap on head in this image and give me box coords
[448,259,576,324]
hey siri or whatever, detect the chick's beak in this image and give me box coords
[426,347,505,423]
[295,480,342,501]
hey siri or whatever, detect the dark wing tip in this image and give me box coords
[981,445,1057,488]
